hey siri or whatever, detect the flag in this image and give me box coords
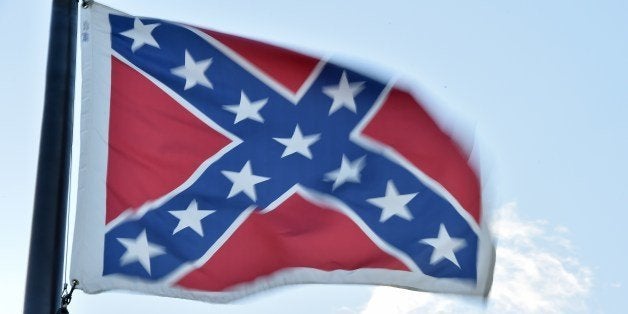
[71,2,495,303]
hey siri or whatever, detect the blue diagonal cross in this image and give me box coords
[103,15,478,282]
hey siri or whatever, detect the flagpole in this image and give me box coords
[24,0,78,312]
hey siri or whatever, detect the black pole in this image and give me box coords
[24,0,77,313]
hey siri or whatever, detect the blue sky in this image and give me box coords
[1,0,627,312]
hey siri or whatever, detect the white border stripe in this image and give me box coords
[70,2,113,288]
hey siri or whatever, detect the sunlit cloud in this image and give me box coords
[360,202,593,314]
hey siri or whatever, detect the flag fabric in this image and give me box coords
[71,2,494,303]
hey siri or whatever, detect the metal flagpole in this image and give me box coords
[23,0,78,312]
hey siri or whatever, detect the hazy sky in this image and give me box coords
[2,0,627,313]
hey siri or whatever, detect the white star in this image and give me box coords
[273,125,321,159]
[420,224,467,268]
[322,71,365,115]
[171,50,213,90]
[119,18,160,52]
[222,161,269,201]
[117,230,165,275]
[325,155,366,190]
[367,180,418,222]
[223,91,268,124]
[168,200,215,236]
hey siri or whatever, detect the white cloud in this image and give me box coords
[360,202,593,314]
